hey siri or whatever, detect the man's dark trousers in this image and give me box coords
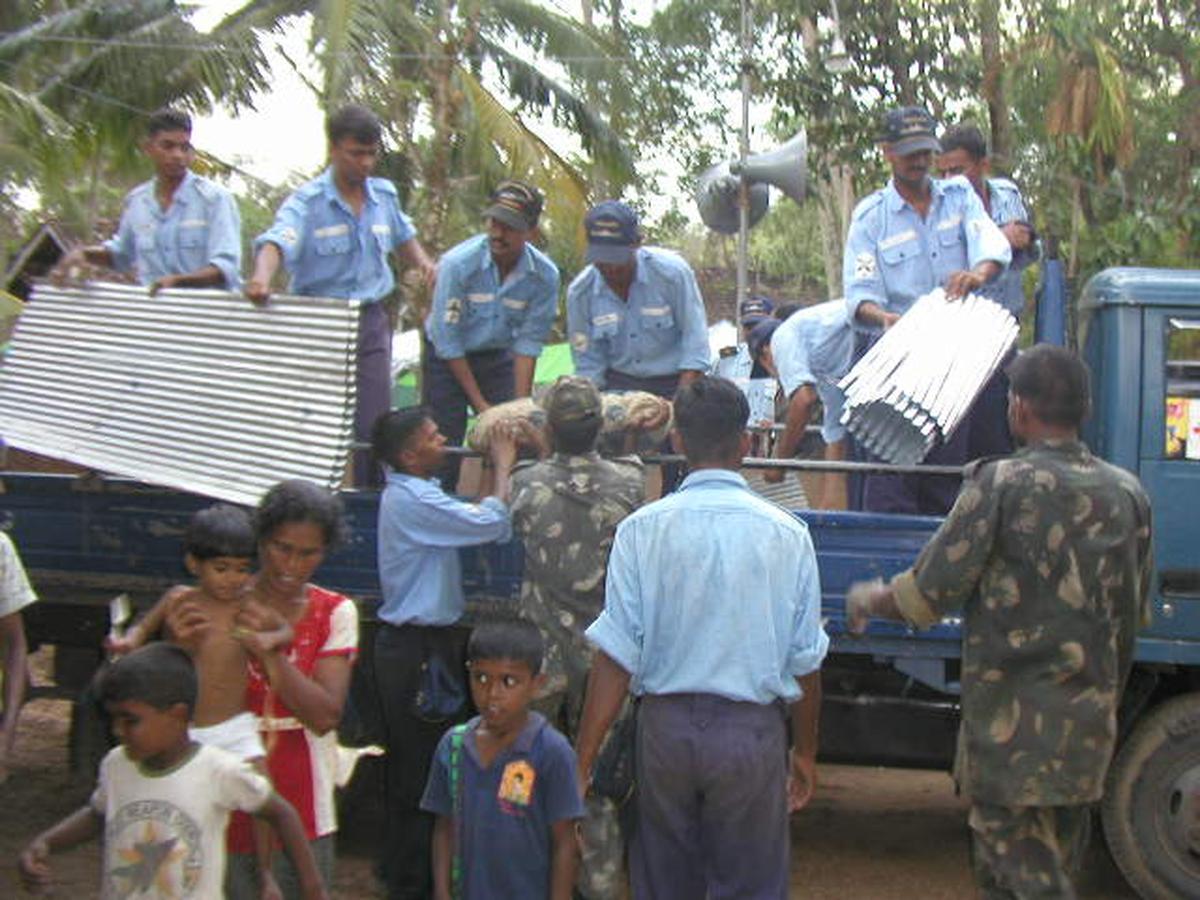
[631,693,789,900]
[373,622,472,900]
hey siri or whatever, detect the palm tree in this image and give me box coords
[0,0,273,238]
[215,0,637,269]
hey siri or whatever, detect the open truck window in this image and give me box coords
[1165,318,1200,460]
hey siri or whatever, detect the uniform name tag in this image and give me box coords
[593,312,619,327]
[468,293,495,304]
[502,298,527,310]
[371,223,390,235]
[179,219,207,229]
[937,215,963,231]
[879,229,917,250]
[642,306,671,317]
[314,224,350,238]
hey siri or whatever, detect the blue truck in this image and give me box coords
[2,265,1198,898]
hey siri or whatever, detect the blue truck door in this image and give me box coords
[1137,308,1200,652]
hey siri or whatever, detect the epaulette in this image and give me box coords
[849,190,885,223]
[293,180,325,202]
[987,176,1020,194]
[369,177,398,196]
[126,180,154,202]
[963,455,1001,480]
[191,176,221,202]
[641,246,690,280]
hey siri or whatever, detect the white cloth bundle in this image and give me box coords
[467,390,672,455]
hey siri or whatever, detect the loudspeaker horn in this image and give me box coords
[730,129,809,205]
[695,161,770,235]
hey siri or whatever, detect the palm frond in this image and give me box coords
[480,38,635,186]
[457,67,588,258]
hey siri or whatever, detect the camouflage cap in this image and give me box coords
[543,375,603,426]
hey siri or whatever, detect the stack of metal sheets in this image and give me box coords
[0,282,361,505]
[838,290,1018,466]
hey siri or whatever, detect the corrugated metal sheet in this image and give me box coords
[838,290,1018,466]
[0,282,361,505]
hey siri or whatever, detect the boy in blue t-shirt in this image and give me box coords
[421,619,583,900]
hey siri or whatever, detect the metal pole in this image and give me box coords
[736,0,751,327]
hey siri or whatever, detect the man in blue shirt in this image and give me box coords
[843,106,1012,515]
[754,300,855,508]
[939,122,1041,460]
[247,105,436,484]
[576,376,829,900]
[567,201,710,398]
[370,406,517,900]
[56,108,241,294]
[423,181,560,489]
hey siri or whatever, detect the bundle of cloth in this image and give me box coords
[467,390,672,456]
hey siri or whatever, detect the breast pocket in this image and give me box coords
[373,229,394,256]
[880,240,920,272]
[178,225,206,249]
[640,307,676,344]
[315,233,352,256]
[936,226,969,270]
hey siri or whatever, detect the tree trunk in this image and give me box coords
[977,0,1012,169]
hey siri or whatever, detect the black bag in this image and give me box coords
[412,649,468,723]
[591,699,639,805]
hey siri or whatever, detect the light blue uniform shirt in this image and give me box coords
[770,300,854,444]
[256,167,416,301]
[105,171,242,290]
[424,233,560,359]
[586,469,829,704]
[567,247,711,388]
[377,471,512,626]
[978,177,1040,318]
[843,176,1011,324]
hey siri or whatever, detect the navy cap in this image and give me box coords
[585,200,640,264]
[740,295,775,326]
[484,180,543,231]
[880,106,941,156]
[747,318,781,361]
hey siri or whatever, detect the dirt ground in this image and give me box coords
[0,650,1138,899]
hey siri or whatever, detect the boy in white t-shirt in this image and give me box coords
[0,532,38,784]
[17,643,329,899]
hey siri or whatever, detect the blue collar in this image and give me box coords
[475,235,534,280]
[318,166,378,209]
[884,177,945,214]
[385,470,441,489]
[463,711,547,768]
[677,468,750,493]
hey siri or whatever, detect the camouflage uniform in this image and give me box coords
[888,439,1152,899]
[511,376,645,900]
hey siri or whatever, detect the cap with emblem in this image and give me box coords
[747,318,781,362]
[880,106,941,156]
[543,375,603,427]
[740,295,775,327]
[484,180,543,231]
[584,200,641,265]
